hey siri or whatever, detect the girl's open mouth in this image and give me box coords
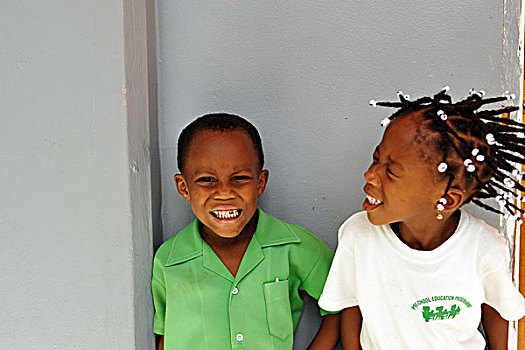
[363,195,383,211]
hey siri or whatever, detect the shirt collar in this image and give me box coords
[165,208,301,266]
[253,208,301,247]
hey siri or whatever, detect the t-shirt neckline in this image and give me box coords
[380,209,471,263]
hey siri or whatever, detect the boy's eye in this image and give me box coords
[196,176,215,183]
[232,175,252,182]
[372,155,379,163]
[386,168,397,177]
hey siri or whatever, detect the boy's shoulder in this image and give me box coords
[256,209,331,252]
[154,209,333,266]
[154,219,201,266]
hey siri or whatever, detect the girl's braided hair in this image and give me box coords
[370,87,523,222]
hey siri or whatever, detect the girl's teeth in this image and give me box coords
[367,195,382,205]
[213,209,240,219]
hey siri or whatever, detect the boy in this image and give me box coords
[152,113,338,349]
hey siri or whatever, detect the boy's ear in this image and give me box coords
[174,174,191,200]
[256,170,269,197]
[441,187,466,214]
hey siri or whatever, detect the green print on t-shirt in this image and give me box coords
[411,295,472,322]
[422,304,461,322]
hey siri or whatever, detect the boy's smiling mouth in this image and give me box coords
[211,209,243,220]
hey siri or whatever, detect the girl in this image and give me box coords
[319,87,525,349]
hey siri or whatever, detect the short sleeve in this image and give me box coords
[300,238,335,303]
[152,256,166,335]
[318,223,358,312]
[481,248,525,321]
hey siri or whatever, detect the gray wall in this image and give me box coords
[1,1,156,349]
[157,1,509,348]
[1,0,520,349]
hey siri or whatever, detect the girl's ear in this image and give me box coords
[174,174,191,200]
[441,187,466,214]
[257,170,269,197]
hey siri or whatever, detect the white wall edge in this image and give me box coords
[123,0,157,348]
[504,0,524,347]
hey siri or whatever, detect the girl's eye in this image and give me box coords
[386,168,396,177]
[372,155,379,163]
[196,176,215,183]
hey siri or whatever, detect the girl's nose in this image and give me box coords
[364,164,380,185]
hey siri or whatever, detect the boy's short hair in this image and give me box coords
[177,113,265,173]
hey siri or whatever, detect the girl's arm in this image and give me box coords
[307,313,340,349]
[157,335,164,350]
[481,303,508,350]
[340,306,362,350]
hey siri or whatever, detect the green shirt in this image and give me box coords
[152,208,334,349]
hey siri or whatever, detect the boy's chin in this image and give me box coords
[201,223,243,239]
[212,229,244,239]
[199,219,248,239]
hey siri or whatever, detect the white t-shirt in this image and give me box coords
[319,210,525,349]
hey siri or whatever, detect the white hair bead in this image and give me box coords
[506,93,516,100]
[439,197,448,205]
[438,162,448,173]
[442,86,450,93]
[464,159,473,166]
[469,88,484,97]
[369,99,378,107]
[495,195,504,204]
[503,177,515,188]
[380,117,391,127]
[437,203,445,211]
[466,164,475,172]
[476,155,485,162]
[471,148,479,156]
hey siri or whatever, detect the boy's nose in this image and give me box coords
[214,182,235,199]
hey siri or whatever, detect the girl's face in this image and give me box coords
[363,112,448,227]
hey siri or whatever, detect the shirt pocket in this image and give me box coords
[263,279,293,340]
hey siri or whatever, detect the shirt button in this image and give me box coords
[232,287,239,295]
[236,333,243,342]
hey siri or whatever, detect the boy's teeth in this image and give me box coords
[367,195,382,205]
[212,209,240,219]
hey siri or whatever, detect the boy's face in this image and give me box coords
[174,129,269,239]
